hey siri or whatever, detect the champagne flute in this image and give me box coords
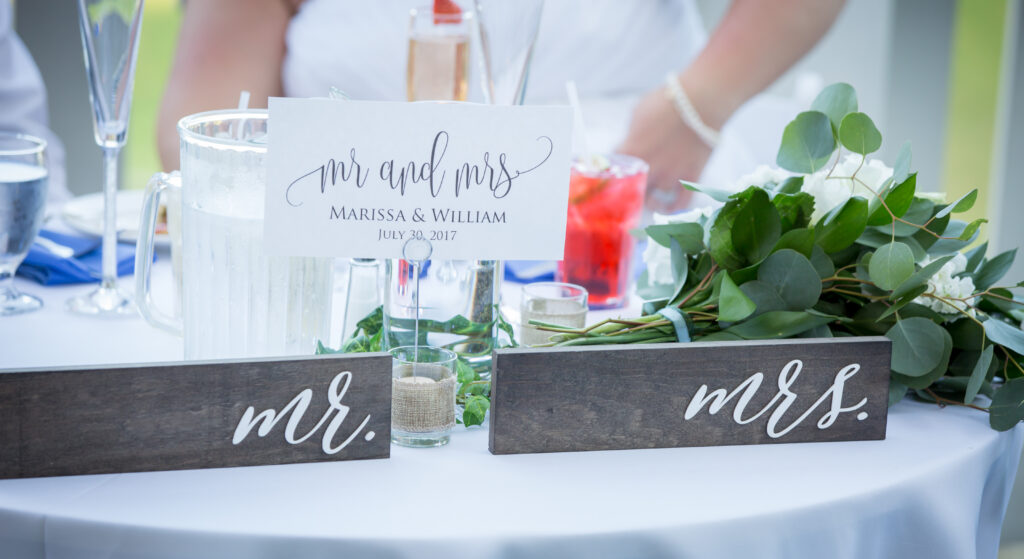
[69,0,144,316]
[0,132,48,316]
[470,0,544,105]
[407,5,472,102]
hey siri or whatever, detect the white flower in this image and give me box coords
[802,154,894,223]
[913,253,977,317]
[642,207,714,286]
[732,165,794,191]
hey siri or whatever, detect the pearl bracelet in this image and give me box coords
[664,73,721,149]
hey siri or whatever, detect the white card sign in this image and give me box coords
[265,98,573,260]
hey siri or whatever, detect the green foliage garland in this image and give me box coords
[534,83,1024,430]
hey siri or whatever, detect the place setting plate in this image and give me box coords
[61,190,171,246]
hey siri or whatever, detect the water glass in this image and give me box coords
[520,282,588,347]
[390,346,458,448]
[0,132,48,316]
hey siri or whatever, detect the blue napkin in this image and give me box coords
[16,230,144,286]
[504,260,556,283]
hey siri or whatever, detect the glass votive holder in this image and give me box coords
[390,345,458,448]
[520,282,588,347]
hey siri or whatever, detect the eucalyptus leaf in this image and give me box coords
[776,111,836,173]
[849,301,895,336]
[718,272,757,322]
[980,289,1024,321]
[772,228,815,258]
[975,249,1017,290]
[739,280,788,317]
[870,242,916,291]
[965,241,988,274]
[725,311,835,339]
[670,238,690,298]
[839,113,882,154]
[797,324,834,339]
[695,331,744,342]
[646,222,704,252]
[984,317,1024,356]
[958,218,987,242]
[772,192,815,231]
[709,199,746,270]
[758,249,822,310]
[891,255,954,299]
[732,189,782,263]
[965,345,995,404]
[816,196,869,253]
[810,245,836,279]
[934,189,978,219]
[892,141,912,184]
[866,173,916,226]
[949,318,986,350]
[889,381,908,407]
[927,220,977,256]
[898,302,947,324]
[856,227,895,249]
[810,82,858,132]
[636,270,675,300]
[680,180,734,203]
[905,237,928,262]
[886,317,947,377]
[990,378,1024,431]
[775,176,804,194]
[877,285,929,321]
[891,325,952,389]
[891,198,934,237]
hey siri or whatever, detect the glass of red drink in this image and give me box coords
[556,154,648,309]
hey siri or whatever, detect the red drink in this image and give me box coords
[557,154,648,308]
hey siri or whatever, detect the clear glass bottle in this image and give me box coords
[341,258,382,342]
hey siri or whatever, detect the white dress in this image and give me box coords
[282,0,792,198]
[283,0,707,103]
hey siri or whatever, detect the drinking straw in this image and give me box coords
[565,81,597,168]
[232,90,251,140]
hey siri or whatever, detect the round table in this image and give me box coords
[1,258,1022,559]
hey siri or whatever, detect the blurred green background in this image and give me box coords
[122,0,181,193]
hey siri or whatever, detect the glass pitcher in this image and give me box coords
[135,109,333,360]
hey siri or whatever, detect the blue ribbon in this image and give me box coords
[657,306,692,343]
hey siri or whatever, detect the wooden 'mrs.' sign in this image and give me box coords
[0,353,391,478]
[489,337,891,454]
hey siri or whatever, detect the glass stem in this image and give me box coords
[0,267,15,299]
[101,146,120,290]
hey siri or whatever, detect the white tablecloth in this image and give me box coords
[1,258,1023,559]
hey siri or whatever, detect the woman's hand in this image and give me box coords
[618,86,710,213]
[619,0,845,214]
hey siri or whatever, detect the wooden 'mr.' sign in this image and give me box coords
[0,353,391,478]
[489,337,891,454]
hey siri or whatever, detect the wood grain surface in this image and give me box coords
[489,338,891,455]
[0,353,392,478]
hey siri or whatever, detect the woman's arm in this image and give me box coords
[620,0,846,212]
[157,0,293,170]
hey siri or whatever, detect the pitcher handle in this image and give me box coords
[135,172,182,336]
